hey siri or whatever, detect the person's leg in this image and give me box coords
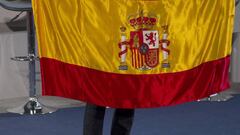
[83,103,106,135]
[111,109,135,135]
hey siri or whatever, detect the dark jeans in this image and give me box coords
[83,103,135,135]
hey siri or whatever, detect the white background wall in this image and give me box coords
[231,2,240,82]
[0,7,41,100]
[234,1,240,33]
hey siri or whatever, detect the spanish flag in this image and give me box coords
[32,0,234,108]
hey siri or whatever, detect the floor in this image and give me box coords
[0,96,85,114]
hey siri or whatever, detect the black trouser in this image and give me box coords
[83,103,135,135]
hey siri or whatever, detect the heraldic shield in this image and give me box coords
[118,11,171,71]
[130,30,159,69]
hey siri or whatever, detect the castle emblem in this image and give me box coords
[118,11,171,70]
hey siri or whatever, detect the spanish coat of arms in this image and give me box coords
[118,11,171,71]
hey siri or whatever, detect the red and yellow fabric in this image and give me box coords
[32,0,235,108]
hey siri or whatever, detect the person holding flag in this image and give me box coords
[83,103,134,135]
[32,0,234,135]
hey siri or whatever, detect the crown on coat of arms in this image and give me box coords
[128,11,157,30]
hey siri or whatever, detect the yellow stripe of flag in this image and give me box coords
[32,0,234,74]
